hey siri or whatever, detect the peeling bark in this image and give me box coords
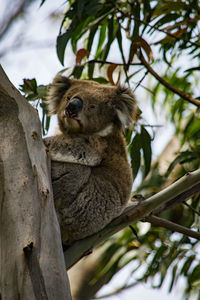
[0,65,71,300]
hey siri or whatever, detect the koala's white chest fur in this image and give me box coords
[96,124,113,137]
[51,148,100,166]
[44,75,136,245]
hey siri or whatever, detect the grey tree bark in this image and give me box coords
[0,65,71,300]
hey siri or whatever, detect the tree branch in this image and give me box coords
[143,215,200,240]
[155,182,200,214]
[86,59,142,67]
[183,200,200,217]
[139,52,200,107]
[65,168,200,269]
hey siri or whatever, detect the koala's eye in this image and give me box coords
[66,97,83,117]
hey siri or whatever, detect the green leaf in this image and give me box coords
[143,0,152,25]
[19,78,39,101]
[125,129,133,145]
[94,243,122,283]
[88,62,95,79]
[45,115,51,133]
[151,244,168,268]
[116,27,126,66]
[41,111,47,135]
[40,0,46,7]
[153,14,180,31]
[71,65,84,79]
[132,1,140,41]
[56,30,72,65]
[91,77,108,84]
[186,118,200,139]
[95,23,107,58]
[189,264,200,285]
[86,8,114,31]
[77,0,85,19]
[100,17,119,61]
[153,2,187,16]
[166,151,200,177]
[71,17,93,53]
[169,264,178,292]
[130,133,141,179]
[185,66,200,73]
[23,78,37,93]
[180,255,196,276]
[141,127,152,178]
[87,25,98,52]
[85,0,103,16]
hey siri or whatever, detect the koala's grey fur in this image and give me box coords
[44,75,136,245]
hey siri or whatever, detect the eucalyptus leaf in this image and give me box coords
[141,126,152,178]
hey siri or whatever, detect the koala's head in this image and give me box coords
[46,75,137,136]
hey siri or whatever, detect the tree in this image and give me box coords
[1,0,200,299]
[0,66,71,299]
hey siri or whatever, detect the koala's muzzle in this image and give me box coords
[66,97,83,118]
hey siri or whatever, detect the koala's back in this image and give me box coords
[51,133,132,245]
[51,162,91,207]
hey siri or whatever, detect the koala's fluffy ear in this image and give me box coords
[46,75,71,115]
[114,86,137,129]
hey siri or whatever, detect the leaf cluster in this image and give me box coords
[94,218,200,299]
[20,79,50,135]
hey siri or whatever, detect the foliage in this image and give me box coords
[20,79,50,135]
[29,0,200,298]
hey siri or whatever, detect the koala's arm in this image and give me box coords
[43,135,105,167]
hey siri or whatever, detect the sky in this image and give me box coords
[0,1,183,299]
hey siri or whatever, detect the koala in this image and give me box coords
[44,75,136,245]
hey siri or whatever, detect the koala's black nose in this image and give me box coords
[66,97,83,117]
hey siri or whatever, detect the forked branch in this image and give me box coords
[144,215,200,241]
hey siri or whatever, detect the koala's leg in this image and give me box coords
[43,135,102,167]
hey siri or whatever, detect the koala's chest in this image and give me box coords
[51,161,91,205]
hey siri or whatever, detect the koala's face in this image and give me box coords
[46,76,136,136]
[58,81,121,135]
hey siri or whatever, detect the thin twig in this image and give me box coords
[183,201,200,217]
[144,215,200,240]
[134,70,148,92]
[139,51,200,107]
[144,124,163,128]
[87,59,142,67]
[133,82,155,94]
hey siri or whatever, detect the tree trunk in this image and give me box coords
[0,65,71,299]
